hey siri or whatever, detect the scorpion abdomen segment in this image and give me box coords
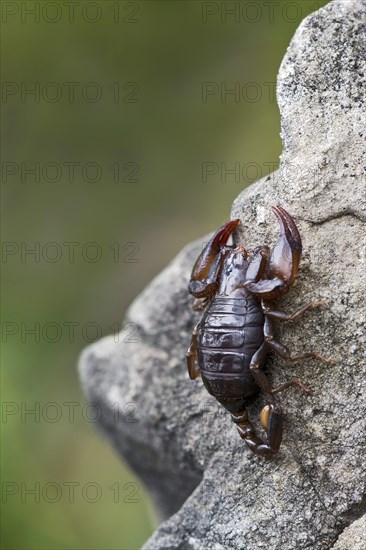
[198,297,264,363]
[197,297,264,412]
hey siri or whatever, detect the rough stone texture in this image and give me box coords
[79,1,366,548]
[331,514,366,550]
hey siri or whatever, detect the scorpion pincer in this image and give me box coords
[186,206,335,458]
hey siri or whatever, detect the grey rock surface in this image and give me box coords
[79,0,366,548]
[331,514,366,550]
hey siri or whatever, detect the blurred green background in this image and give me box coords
[1,1,328,548]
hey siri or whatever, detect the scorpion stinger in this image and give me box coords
[232,404,284,458]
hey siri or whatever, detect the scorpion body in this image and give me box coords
[198,256,264,415]
[187,206,335,458]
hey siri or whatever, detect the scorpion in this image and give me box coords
[186,206,335,458]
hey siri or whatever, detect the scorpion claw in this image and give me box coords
[272,205,301,248]
[189,219,239,299]
[269,205,302,285]
[245,206,302,300]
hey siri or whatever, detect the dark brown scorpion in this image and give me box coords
[186,206,335,458]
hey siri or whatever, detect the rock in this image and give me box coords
[331,514,366,550]
[78,0,366,548]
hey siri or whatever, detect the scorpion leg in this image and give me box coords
[192,297,210,312]
[186,323,201,380]
[250,317,334,401]
[188,219,239,299]
[248,323,310,395]
[232,406,283,458]
[245,205,302,300]
[267,339,336,367]
[260,298,326,322]
[264,315,335,367]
